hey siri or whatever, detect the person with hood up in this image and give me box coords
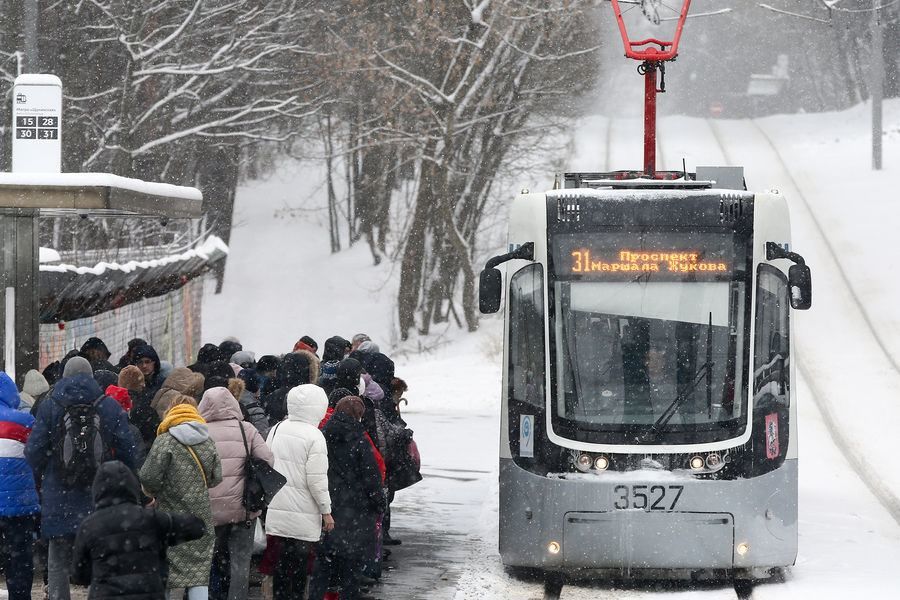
[80,337,117,373]
[71,461,205,600]
[20,368,50,414]
[334,359,379,448]
[141,398,222,600]
[116,337,147,370]
[264,384,333,600]
[256,356,281,398]
[0,372,40,600]
[318,336,351,396]
[261,351,319,427]
[133,344,164,406]
[25,356,137,600]
[198,387,274,600]
[308,396,385,600]
[151,367,206,419]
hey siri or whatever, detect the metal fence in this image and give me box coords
[39,275,205,369]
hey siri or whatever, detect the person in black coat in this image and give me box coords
[80,337,119,374]
[116,338,147,371]
[71,461,205,600]
[308,397,385,600]
[335,358,381,450]
[318,336,351,396]
[187,343,223,376]
[260,351,318,426]
[363,353,401,422]
[132,344,163,406]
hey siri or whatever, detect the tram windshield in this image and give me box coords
[550,231,749,445]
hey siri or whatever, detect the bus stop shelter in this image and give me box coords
[0,172,202,385]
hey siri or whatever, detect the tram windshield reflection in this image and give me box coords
[552,278,748,443]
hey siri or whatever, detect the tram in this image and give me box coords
[478,0,812,578]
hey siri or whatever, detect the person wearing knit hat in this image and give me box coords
[105,385,146,468]
[151,368,206,418]
[117,366,145,393]
[230,351,256,370]
[63,355,93,379]
[140,402,221,598]
[20,369,50,415]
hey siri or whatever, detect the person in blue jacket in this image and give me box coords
[25,356,137,600]
[0,372,40,600]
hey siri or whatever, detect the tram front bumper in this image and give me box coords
[562,510,733,569]
[498,458,797,572]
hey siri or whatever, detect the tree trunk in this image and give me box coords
[397,142,437,340]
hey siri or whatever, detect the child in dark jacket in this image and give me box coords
[71,460,205,599]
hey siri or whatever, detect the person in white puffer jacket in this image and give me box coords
[264,383,334,599]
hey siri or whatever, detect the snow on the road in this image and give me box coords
[706,111,900,515]
[751,369,900,598]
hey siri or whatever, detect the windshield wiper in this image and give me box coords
[637,354,715,443]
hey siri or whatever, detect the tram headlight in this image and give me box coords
[594,455,610,471]
[575,453,593,472]
[689,456,705,471]
[547,541,561,555]
[736,542,750,556]
[705,453,722,469]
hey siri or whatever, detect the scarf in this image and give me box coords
[157,403,206,436]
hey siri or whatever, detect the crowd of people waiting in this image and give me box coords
[0,333,420,600]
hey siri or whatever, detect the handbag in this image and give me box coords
[236,419,287,513]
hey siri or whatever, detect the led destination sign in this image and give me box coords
[553,232,736,281]
[571,249,730,275]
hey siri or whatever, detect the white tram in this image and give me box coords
[479,167,812,576]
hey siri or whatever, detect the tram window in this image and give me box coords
[754,265,790,405]
[509,264,546,408]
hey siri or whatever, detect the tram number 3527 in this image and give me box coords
[613,485,684,512]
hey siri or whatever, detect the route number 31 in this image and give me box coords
[613,484,684,512]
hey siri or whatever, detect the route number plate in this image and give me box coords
[612,484,684,512]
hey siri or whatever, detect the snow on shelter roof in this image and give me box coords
[39,235,228,323]
[0,172,202,218]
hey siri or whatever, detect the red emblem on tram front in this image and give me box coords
[765,413,779,459]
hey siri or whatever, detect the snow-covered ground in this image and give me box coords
[205,99,900,597]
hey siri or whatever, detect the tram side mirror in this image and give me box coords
[788,264,812,310]
[479,268,503,314]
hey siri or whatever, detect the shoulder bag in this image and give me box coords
[236,419,286,514]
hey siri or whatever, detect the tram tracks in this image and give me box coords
[705,117,900,526]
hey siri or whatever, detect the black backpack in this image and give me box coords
[55,396,106,488]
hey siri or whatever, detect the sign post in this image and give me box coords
[12,74,62,173]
